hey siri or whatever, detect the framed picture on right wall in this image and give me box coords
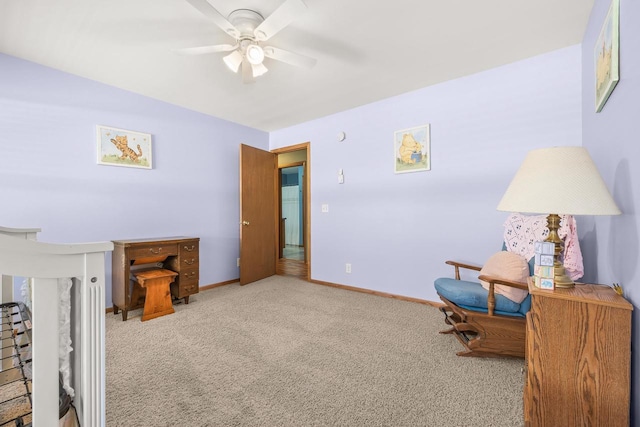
[594,0,620,113]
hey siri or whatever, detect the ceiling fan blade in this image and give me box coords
[263,46,317,69]
[253,0,307,41]
[241,60,255,84]
[174,44,237,55]
[185,0,240,39]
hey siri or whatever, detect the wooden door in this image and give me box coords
[239,144,277,285]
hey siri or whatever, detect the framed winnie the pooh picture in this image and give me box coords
[394,124,430,174]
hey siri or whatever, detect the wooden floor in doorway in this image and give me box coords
[276,258,308,279]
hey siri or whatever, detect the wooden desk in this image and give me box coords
[112,237,199,321]
[524,282,632,426]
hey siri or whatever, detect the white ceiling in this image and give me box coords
[0,0,594,132]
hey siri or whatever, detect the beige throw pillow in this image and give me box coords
[480,251,529,303]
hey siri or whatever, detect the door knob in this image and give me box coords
[242,220,250,226]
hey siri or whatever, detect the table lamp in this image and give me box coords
[497,146,621,288]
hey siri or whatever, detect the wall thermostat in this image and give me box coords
[337,131,346,142]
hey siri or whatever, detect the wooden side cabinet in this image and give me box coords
[112,237,200,321]
[524,282,632,426]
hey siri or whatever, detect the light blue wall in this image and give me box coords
[270,45,583,302]
[581,0,640,421]
[0,53,269,306]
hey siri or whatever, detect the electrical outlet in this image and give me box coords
[322,204,329,213]
[237,258,240,267]
[346,263,351,273]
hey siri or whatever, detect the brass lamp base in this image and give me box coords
[545,213,574,288]
[553,262,574,288]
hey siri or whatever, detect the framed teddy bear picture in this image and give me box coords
[394,124,430,174]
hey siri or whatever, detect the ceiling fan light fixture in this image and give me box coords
[183,0,316,82]
[246,44,265,65]
[223,50,243,73]
[251,62,268,78]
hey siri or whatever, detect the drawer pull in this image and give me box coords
[149,248,162,254]
[184,258,196,265]
[184,245,196,252]
[184,272,197,279]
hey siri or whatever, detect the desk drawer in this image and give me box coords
[179,243,199,266]
[129,243,178,260]
[176,282,199,296]
[180,255,199,267]
[180,241,199,254]
[171,280,199,298]
[178,267,199,283]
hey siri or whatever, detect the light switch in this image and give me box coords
[338,169,344,184]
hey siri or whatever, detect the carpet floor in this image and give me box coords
[105,275,524,426]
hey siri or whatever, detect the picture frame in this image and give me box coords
[97,125,152,169]
[394,124,430,174]
[594,0,619,113]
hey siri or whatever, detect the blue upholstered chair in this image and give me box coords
[434,254,534,358]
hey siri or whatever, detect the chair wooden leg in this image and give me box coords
[437,296,525,358]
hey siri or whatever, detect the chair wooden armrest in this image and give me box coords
[445,260,482,280]
[477,274,529,315]
[477,275,529,291]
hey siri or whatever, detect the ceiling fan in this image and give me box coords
[180,0,317,83]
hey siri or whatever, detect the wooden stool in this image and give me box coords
[132,269,178,322]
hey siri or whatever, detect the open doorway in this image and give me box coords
[280,165,305,260]
[273,144,310,280]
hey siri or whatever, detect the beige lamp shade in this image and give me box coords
[497,147,621,215]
